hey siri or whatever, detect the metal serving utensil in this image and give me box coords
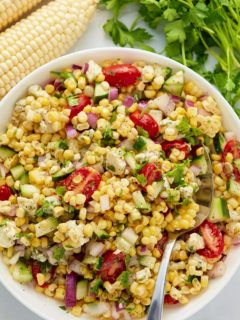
[147,146,214,320]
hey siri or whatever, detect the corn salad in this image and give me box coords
[0,59,239,319]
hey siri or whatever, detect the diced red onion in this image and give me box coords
[232,236,240,245]
[53,79,64,91]
[115,302,125,312]
[86,241,105,257]
[82,63,89,74]
[184,100,194,108]
[2,205,16,217]
[121,310,132,320]
[66,125,78,139]
[91,163,104,173]
[38,156,46,166]
[170,94,181,103]
[128,256,139,267]
[118,139,134,151]
[208,261,226,279]
[15,245,25,256]
[109,87,118,101]
[224,131,236,142]
[73,161,83,169]
[138,100,148,110]
[123,96,135,108]
[190,165,201,176]
[87,112,98,129]
[140,245,147,253]
[72,64,82,70]
[198,108,211,116]
[112,305,120,319]
[100,195,110,212]
[69,260,83,275]
[65,272,77,308]
[199,94,208,101]
[0,164,6,178]
[154,94,175,116]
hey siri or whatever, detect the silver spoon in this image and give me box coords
[147,146,213,320]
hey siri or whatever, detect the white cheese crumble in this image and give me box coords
[86,60,102,83]
[17,197,37,217]
[58,220,89,250]
[0,221,17,248]
[187,233,205,252]
[136,268,151,282]
[179,186,194,198]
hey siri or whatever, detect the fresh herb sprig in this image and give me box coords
[100,0,240,115]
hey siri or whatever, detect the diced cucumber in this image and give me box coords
[0,146,16,160]
[20,184,40,198]
[209,197,230,223]
[139,256,156,269]
[234,159,240,171]
[19,173,29,184]
[12,261,33,283]
[35,217,59,238]
[132,191,150,211]
[90,278,103,294]
[227,178,240,196]
[191,155,207,175]
[76,280,89,300]
[124,152,137,170]
[162,67,172,79]
[52,167,74,182]
[121,227,138,245]
[163,70,184,96]
[150,181,163,200]
[82,256,98,264]
[83,302,110,317]
[214,133,226,154]
[94,228,110,240]
[94,83,109,103]
[115,237,132,253]
[10,165,26,180]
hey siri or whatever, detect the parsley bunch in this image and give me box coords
[100,0,240,115]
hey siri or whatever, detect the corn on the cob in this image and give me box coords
[0,0,44,32]
[0,0,97,99]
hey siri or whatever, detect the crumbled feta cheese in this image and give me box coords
[179,186,194,198]
[86,60,102,83]
[17,197,37,217]
[136,268,151,282]
[0,221,17,248]
[106,149,126,175]
[135,151,159,163]
[58,220,89,250]
[197,115,221,138]
[188,253,207,272]
[0,201,14,216]
[31,249,47,263]
[187,233,205,252]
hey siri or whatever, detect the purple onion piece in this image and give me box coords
[66,125,78,139]
[184,100,194,108]
[72,64,82,70]
[65,272,77,308]
[82,63,89,74]
[170,94,181,103]
[87,112,98,129]
[123,96,135,108]
[109,87,118,101]
[138,100,148,110]
[115,302,125,312]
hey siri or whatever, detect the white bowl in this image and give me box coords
[0,48,239,320]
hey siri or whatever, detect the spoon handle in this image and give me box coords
[147,238,176,320]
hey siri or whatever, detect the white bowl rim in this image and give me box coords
[0,47,239,320]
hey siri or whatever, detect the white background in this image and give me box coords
[0,8,240,320]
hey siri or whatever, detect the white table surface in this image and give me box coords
[0,8,240,320]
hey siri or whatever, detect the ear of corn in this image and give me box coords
[0,0,97,99]
[0,0,44,32]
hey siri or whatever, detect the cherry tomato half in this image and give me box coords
[62,167,101,202]
[140,163,162,186]
[68,95,91,119]
[155,231,168,256]
[0,185,12,201]
[197,220,224,259]
[130,110,159,139]
[99,250,126,283]
[103,64,141,87]
[164,294,179,305]
[222,140,240,182]
[161,139,189,159]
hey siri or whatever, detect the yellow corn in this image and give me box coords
[0,0,97,99]
[0,0,43,32]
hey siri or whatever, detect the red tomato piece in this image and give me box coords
[99,250,126,283]
[68,95,91,119]
[164,294,179,305]
[62,167,101,202]
[161,139,189,158]
[0,185,12,201]
[140,163,162,186]
[155,231,168,255]
[103,64,141,87]
[130,110,159,139]
[222,140,240,182]
[197,220,224,258]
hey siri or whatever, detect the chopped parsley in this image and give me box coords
[56,186,66,196]
[176,117,202,145]
[90,279,103,294]
[58,140,69,150]
[118,271,132,290]
[136,174,147,186]
[95,257,104,270]
[107,165,116,171]
[36,201,54,217]
[101,127,115,147]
